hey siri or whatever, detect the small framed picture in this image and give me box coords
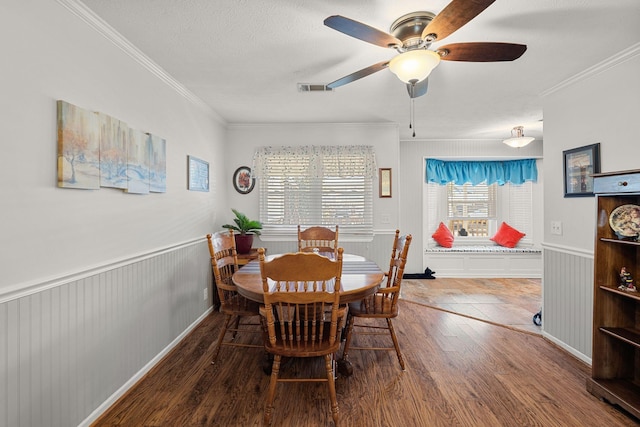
[233,166,255,194]
[379,168,392,198]
[187,155,209,192]
[563,143,600,197]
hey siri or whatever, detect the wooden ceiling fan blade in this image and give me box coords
[438,42,527,62]
[421,0,495,42]
[324,15,402,48]
[326,61,390,89]
[407,79,428,98]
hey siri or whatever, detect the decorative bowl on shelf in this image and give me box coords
[609,204,640,241]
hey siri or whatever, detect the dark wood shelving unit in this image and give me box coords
[587,169,640,420]
[599,327,640,348]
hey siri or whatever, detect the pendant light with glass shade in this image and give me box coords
[388,49,441,84]
[388,49,441,137]
[503,126,535,148]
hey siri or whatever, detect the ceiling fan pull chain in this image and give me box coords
[409,82,416,137]
[412,99,416,137]
[410,98,416,138]
[409,98,413,129]
[409,80,416,138]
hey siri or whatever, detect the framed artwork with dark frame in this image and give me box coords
[563,143,601,197]
[233,166,255,194]
[379,168,392,198]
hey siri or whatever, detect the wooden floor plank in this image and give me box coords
[402,277,542,334]
[93,286,638,426]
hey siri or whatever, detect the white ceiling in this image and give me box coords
[81,0,640,141]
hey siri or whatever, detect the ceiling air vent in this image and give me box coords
[297,83,333,92]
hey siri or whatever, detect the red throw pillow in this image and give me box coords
[491,222,525,248]
[432,222,454,248]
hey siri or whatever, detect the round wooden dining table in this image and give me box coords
[232,253,385,304]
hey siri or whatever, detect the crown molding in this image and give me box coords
[541,42,640,97]
[227,122,399,130]
[56,0,225,123]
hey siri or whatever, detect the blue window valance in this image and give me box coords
[426,158,538,186]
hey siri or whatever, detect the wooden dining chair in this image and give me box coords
[297,225,339,256]
[207,231,263,364]
[258,247,345,426]
[340,230,412,372]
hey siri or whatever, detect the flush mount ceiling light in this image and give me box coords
[503,126,535,148]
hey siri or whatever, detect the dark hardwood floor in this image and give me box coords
[93,297,637,426]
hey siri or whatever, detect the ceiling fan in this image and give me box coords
[324,0,527,99]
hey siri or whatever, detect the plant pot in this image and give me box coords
[235,234,254,254]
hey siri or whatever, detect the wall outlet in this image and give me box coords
[381,214,391,224]
[551,221,563,235]
[203,288,208,301]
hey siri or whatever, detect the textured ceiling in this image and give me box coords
[81,0,640,141]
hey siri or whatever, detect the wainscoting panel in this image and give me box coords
[0,240,211,427]
[542,245,594,362]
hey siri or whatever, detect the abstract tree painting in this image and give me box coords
[126,128,150,194]
[56,100,168,194]
[99,112,128,189]
[149,134,167,193]
[57,100,100,189]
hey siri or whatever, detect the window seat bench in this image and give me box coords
[424,245,542,278]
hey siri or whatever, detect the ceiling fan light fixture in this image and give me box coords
[503,126,535,148]
[388,50,440,84]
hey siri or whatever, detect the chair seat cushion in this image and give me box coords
[348,294,398,317]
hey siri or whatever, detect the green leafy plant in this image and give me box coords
[222,209,262,236]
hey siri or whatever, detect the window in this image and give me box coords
[505,181,533,243]
[447,182,497,236]
[427,180,534,244]
[425,158,537,245]
[252,146,376,240]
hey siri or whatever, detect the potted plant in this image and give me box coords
[222,209,262,254]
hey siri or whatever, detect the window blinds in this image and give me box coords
[447,182,497,219]
[507,181,533,244]
[252,146,376,238]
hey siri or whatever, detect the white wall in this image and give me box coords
[542,44,640,361]
[225,123,401,260]
[544,49,640,250]
[0,0,226,294]
[1,1,227,425]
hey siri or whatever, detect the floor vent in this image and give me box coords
[297,83,333,92]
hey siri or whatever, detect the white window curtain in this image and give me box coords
[252,145,377,240]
